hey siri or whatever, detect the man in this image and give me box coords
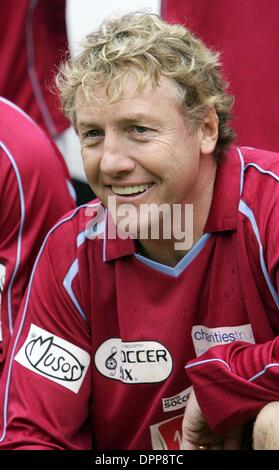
[0,97,76,376]
[0,12,278,450]
[0,0,94,204]
[0,0,69,140]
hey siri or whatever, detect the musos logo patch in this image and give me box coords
[94,338,173,384]
[15,324,90,393]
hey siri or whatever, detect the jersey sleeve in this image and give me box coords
[0,216,92,450]
[0,139,75,374]
[185,337,279,434]
[185,169,279,435]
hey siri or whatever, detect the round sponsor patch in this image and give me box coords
[94,338,173,384]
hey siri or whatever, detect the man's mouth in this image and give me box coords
[111,183,153,196]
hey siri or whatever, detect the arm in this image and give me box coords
[185,162,279,436]
[185,337,279,435]
[182,389,244,450]
[0,216,91,450]
[0,125,75,372]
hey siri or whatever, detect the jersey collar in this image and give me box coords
[103,211,136,262]
[204,146,242,233]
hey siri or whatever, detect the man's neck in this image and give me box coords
[136,223,205,267]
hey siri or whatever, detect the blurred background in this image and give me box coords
[65,0,160,202]
[1,0,279,204]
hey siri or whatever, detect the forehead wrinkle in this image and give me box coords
[76,111,163,131]
[75,75,185,132]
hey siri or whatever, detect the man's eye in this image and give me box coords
[133,126,148,134]
[84,129,101,138]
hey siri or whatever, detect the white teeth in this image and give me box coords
[111,183,152,195]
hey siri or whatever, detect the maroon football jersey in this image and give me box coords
[0,146,279,449]
[0,0,69,138]
[0,97,75,373]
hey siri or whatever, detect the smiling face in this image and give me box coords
[75,74,217,240]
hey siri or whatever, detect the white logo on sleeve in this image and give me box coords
[192,323,255,356]
[94,338,173,383]
[0,263,6,342]
[15,323,90,393]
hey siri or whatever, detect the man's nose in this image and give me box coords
[99,132,135,177]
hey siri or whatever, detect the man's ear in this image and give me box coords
[200,108,219,155]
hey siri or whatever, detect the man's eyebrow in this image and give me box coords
[76,114,160,130]
[76,120,100,130]
[118,114,160,125]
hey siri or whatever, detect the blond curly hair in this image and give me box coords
[56,12,235,160]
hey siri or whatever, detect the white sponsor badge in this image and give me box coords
[94,338,173,384]
[15,323,90,393]
[162,386,192,412]
[192,323,255,356]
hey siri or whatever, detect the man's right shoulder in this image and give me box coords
[46,199,105,257]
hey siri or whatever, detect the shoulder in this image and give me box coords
[238,146,279,241]
[239,146,279,203]
[240,146,279,185]
[0,97,64,172]
[0,97,41,138]
[45,200,104,258]
[0,97,73,208]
